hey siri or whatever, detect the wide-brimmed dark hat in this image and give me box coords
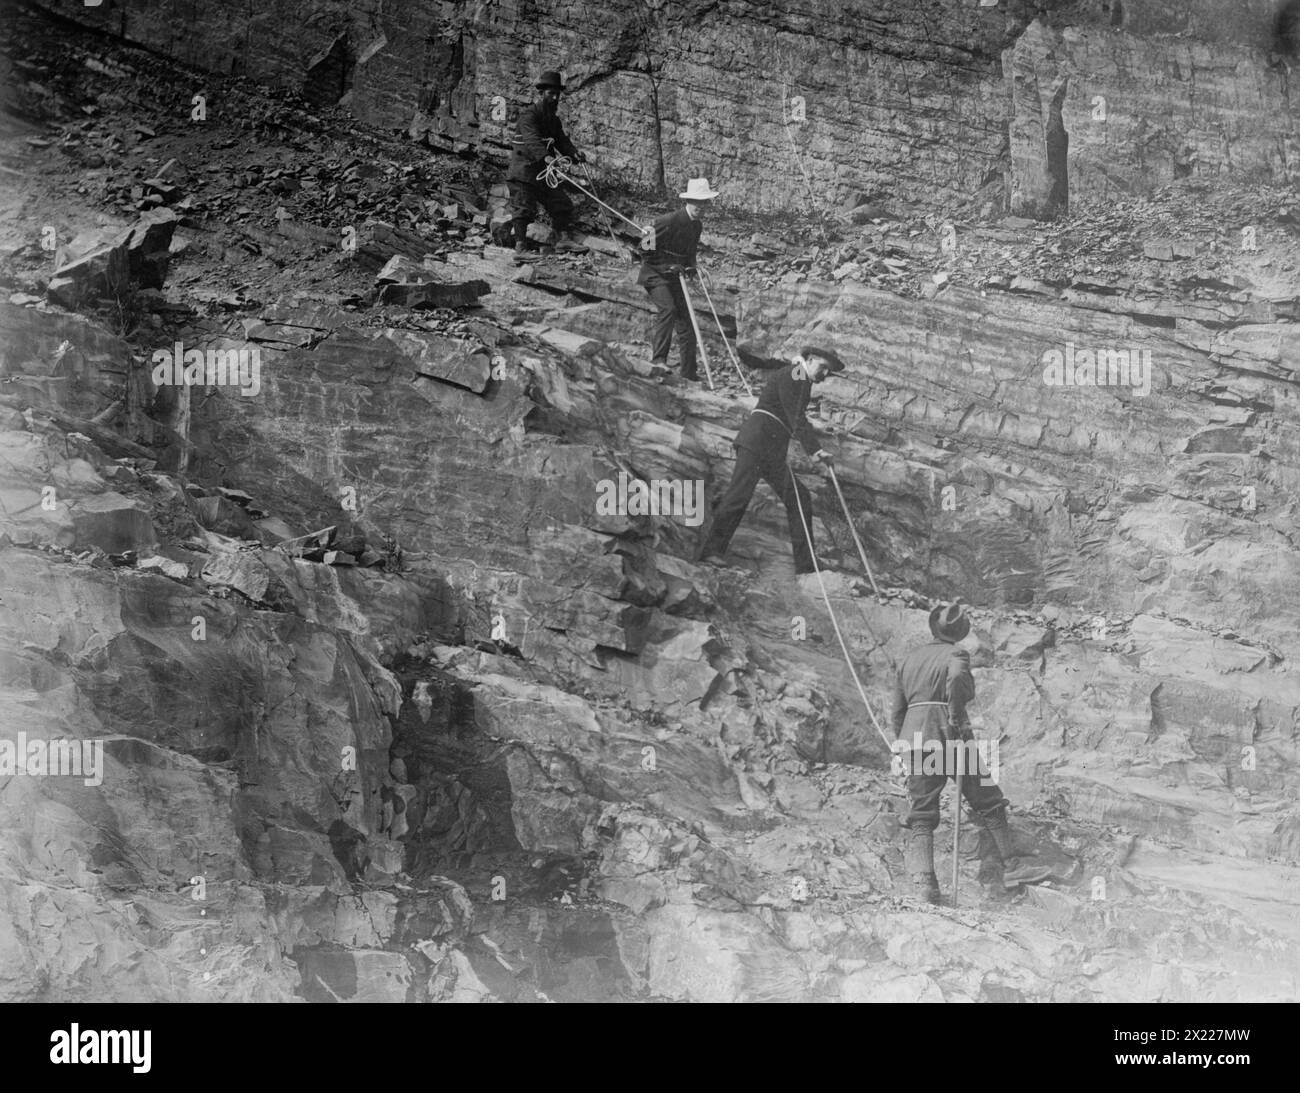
[929,602,971,643]
[536,71,566,91]
[800,346,847,374]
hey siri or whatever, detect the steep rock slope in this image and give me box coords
[1,1,1298,1002]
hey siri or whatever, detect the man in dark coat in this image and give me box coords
[891,602,1050,903]
[697,346,844,573]
[637,177,717,380]
[506,71,588,256]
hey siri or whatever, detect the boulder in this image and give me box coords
[70,492,155,554]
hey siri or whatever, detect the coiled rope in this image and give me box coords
[537,155,644,233]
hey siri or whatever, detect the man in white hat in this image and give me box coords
[637,177,718,381]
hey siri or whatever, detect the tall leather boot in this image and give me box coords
[904,828,941,904]
[984,813,1052,888]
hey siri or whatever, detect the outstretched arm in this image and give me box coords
[778,370,823,456]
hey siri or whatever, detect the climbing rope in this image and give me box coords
[826,465,881,597]
[537,155,645,233]
[695,263,753,396]
[580,160,626,255]
[787,458,893,750]
[815,508,897,675]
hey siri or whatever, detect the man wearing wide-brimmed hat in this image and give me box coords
[506,70,589,257]
[890,602,1051,904]
[697,346,845,573]
[637,177,719,380]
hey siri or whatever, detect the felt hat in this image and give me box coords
[679,177,720,201]
[799,346,847,374]
[929,602,971,644]
[536,71,566,91]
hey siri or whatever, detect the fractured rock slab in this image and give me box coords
[385,330,492,393]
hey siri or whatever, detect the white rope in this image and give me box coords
[695,263,753,396]
[580,161,625,254]
[788,459,892,749]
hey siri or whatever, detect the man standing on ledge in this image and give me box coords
[506,70,589,258]
[892,602,1051,904]
[638,177,717,381]
[697,346,844,574]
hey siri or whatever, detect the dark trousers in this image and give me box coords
[644,278,697,376]
[508,179,573,237]
[903,749,1010,832]
[701,443,815,572]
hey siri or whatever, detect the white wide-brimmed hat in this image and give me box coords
[679,177,719,201]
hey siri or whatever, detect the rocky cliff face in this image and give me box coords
[1,1,1298,1002]
[50,0,1300,214]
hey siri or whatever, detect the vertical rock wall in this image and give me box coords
[51,0,1300,214]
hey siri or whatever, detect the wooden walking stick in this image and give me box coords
[951,768,962,907]
[677,270,715,391]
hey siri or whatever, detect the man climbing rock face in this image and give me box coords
[697,346,844,573]
[506,70,589,257]
[892,603,1051,904]
[638,177,717,380]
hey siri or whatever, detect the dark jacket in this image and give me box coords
[637,208,703,285]
[733,364,823,457]
[507,102,577,183]
[890,641,974,745]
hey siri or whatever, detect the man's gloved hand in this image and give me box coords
[813,450,834,466]
[573,150,588,164]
